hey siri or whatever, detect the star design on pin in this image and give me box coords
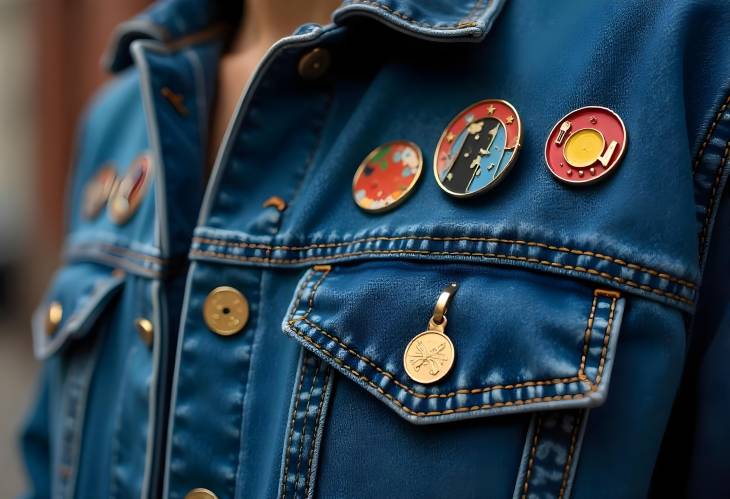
[487,104,496,115]
[505,115,514,125]
[590,116,598,124]
[446,132,455,143]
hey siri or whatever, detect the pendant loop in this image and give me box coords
[431,283,459,325]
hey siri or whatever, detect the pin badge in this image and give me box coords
[545,106,627,184]
[108,154,153,224]
[83,165,117,219]
[403,283,459,384]
[434,100,522,197]
[352,140,423,213]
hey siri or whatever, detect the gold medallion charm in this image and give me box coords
[403,283,458,384]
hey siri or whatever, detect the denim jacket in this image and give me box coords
[19,0,730,498]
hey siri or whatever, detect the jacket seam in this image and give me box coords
[692,94,730,175]
[292,360,322,496]
[557,413,583,499]
[521,415,542,499]
[199,246,692,306]
[304,367,331,498]
[280,354,308,499]
[191,235,696,289]
[698,139,730,260]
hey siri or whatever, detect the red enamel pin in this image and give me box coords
[352,140,423,213]
[544,106,627,185]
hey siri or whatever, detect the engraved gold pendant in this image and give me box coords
[403,283,458,384]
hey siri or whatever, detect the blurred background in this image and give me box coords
[0,0,149,495]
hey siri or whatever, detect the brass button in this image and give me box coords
[46,301,63,336]
[297,47,331,81]
[203,286,249,336]
[185,488,218,499]
[134,318,154,348]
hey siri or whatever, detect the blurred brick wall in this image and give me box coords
[28,0,151,308]
[35,0,151,246]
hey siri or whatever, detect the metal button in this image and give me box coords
[297,47,331,81]
[46,301,63,336]
[203,286,249,336]
[184,488,218,499]
[134,318,154,348]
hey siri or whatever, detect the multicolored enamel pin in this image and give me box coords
[434,99,522,198]
[352,140,423,213]
[108,153,153,224]
[545,106,627,185]
[83,164,117,220]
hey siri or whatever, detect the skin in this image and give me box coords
[208,0,341,171]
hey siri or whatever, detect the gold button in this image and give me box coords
[184,488,218,499]
[203,286,249,336]
[297,47,331,81]
[46,301,63,336]
[134,318,154,348]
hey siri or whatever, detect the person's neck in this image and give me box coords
[230,0,341,54]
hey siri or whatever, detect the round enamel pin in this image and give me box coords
[83,164,117,219]
[545,106,627,185]
[352,140,423,213]
[108,154,153,224]
[434,99,522,197]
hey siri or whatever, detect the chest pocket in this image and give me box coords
[280,261,625,499]
[32,262,125,360]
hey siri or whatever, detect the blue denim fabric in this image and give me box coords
[18,0,730,497]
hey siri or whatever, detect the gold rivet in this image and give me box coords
[112,268,126,279]
[46,301,63,336]
[161,86,189,116]
[297,47,331,81]
[134,318,154,348]
[184,488,218,499]
[203,286,249,336]
[262,195,287,212]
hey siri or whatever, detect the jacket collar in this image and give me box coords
[105,0,506,73]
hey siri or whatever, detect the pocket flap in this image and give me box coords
[32,262,125,360]
[282,262,625,424]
